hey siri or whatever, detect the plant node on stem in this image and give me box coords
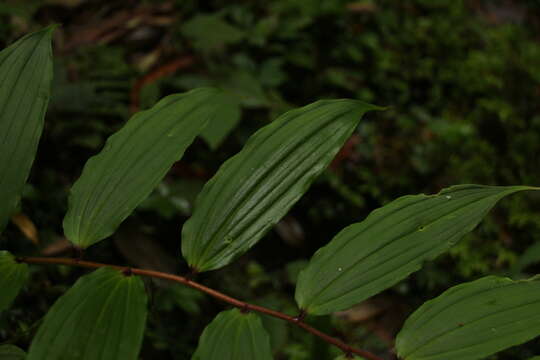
[71,245,84,260]
[186,266,199,280]
[122,267,133,276]
[293,309,307,322]
[240,303,250,314]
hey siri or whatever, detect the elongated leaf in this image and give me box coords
[192,308,272,360]
[396,275,540,360]
[182,99,380,272]
[0,26,54,232]
[27,267,147,360]
[295,185,538,315]
[182,14,245,52]
[0,251,29,312]
[0,345,26,360]
[200,98,241,149]
[63,87,232,248]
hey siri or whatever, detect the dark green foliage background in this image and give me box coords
[1,0,539,359]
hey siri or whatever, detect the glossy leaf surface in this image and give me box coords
[396,276,540,360]
[295,185,538,315]
[192,309,272,360]
[182,99,380,271]
[0,251,29,312]
[0,345,26,360]
[63,88,231,248]
[27,267,147,360]
[0,26,54,232]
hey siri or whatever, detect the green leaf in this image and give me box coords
[200,97,241,149]
[182,99,380,272]
[0,345,26,360]
[182,14,245,52]
[192,309,272,360]
[0,26,55,232]
[221,71,269,107]
[295,185,538,315]
[27,267,147,360]
[396,275,540,360]
[63,88,231,248]
[0,251,29,312]
[511,240,540,274]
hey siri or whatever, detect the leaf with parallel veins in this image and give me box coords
[182,99,381,272]
[295,185,539,315]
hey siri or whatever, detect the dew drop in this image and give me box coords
[445,195,452,199]
[418,226,426,232]
[337,267,343,272]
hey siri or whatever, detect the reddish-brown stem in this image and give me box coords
[129,56,195,114]
[17,256,383,360]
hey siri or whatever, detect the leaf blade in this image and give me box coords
[63,87,230,248]
[0,345,26,360]
[295,185,538,315]
[27,267,147,360]
[0,251,29,312]
[182,99,380,272]
[396,275,540,360]
[200,98,241,149]
[192,309,273,360]
[0,26,55,232]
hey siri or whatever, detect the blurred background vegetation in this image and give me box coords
[1,0,540,359]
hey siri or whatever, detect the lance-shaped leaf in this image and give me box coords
[295,185,538,315]
[192,309,272,360]
[200,98,241,149]
[27,267,147,360]
[0,251,29,312]
[396,276,540,360]
[0,345,26,360]
[0,26,54,232]
[182,99,380,272]
[63,87,233,248]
